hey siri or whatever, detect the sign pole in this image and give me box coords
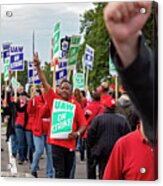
[32,31,36,97]
[14,71,18,102]
[115,75,118,102]
[67,69,71,81]
[86,66,89,90]
[4,81,7,107]
[53,57,56,92]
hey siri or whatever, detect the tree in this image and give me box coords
[43,62,53,86]
[78,2,156,90]
[78,3,110,90]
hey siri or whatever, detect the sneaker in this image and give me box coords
[31,171,38,178]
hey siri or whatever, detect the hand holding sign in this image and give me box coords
[68,132,78,139]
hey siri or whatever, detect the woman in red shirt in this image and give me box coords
[29,88,54,178]
[33,52,87,178]
[15,91,28,164]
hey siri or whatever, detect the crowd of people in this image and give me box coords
[1,78,136,179]
[1,1,157,181]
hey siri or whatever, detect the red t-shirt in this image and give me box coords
[103,129,157,181]
[26,99,35,131]
[83,101,104,138]
[81,98,87,109]
[40,104,51,135]
[15,112,25,126]
[30,96,45,136]
[44,88,87,150]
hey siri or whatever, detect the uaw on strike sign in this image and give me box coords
[50,99,76,139]
[10,45,24,71]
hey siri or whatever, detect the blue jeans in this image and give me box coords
[25,130,34,163]
[31,135,54,178]
[11,133,18,156]
[15,124,26,161]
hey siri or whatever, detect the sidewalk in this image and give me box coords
[1,125,87,179]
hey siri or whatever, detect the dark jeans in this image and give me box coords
[86,144,108,179]
[79,138,86,161]
[69,153,76,179]
[98,158,108,179]
[52,145,74,178]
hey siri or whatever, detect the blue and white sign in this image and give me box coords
[56,58,68,71]
[56,69,68,86]
[28,61,41,84]
[10,45,24,71]
[84,44,94,70]
[56,58,68,86]
[2,42,11,59]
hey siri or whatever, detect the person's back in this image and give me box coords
[87,98,131,179]
[87,109,131,161]
[103,124,156,180]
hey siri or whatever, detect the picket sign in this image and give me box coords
[10,45,24,71]
[50,99,76,139]
[68,35,81,68]
[11,76,21,89]
[4,58,10,82]
[73,73,85,90]
[56,58,68,87]
[83,44,94,70]
[53,22,61,56]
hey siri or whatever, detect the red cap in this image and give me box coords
[104,97,116,108]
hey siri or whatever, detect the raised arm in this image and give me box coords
[33,52,51,93]
[103,2,157,146]
[103,2,151,68]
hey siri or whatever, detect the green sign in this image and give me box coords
[53,22,61,55]
[11,77,21,89]
[68,35,81,66]
[109,53,118,76]
[4,58,10,81]
[50,99,76,139]
[73,73,85,90]
[70,37,81,45]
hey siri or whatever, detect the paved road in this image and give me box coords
[1,125,87,179]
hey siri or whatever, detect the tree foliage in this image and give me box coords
[43,62,53,86]
[78,2,156,90]
[78,3,110,90]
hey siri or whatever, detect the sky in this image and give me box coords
[0,2,94,63]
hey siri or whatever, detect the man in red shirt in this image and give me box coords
[97,82,112,106]
[33,53,87,178]
[103,122,157,180]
